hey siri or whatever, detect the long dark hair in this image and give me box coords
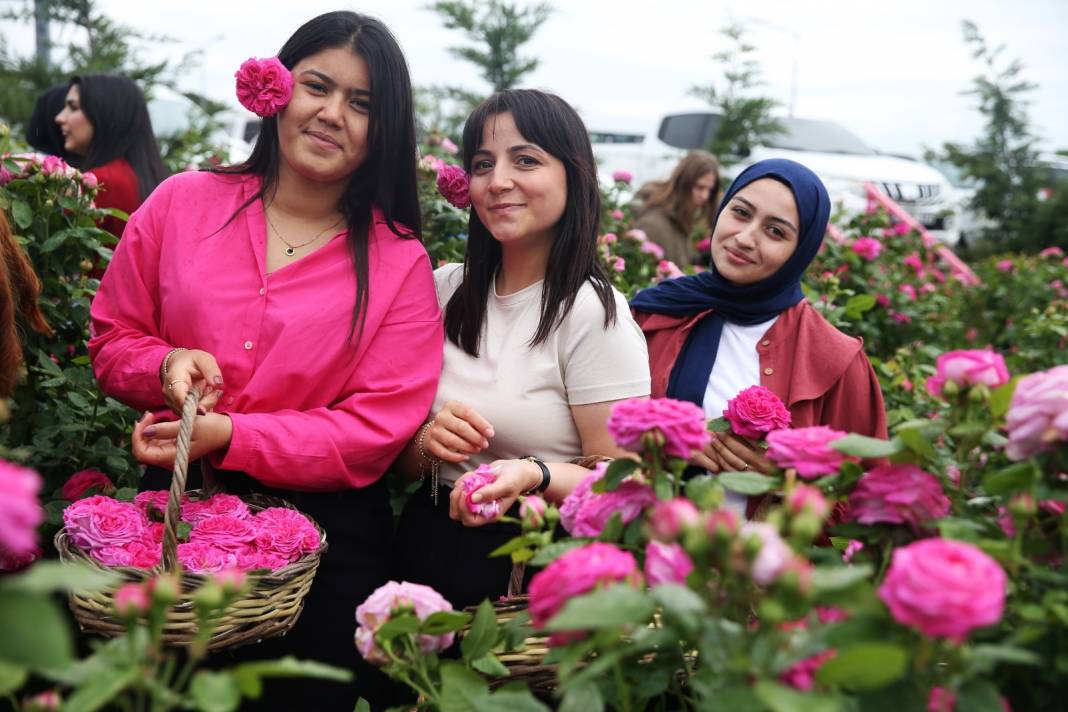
[445,89,617,356]
[68,74,168,200]
[216,11,421,342]
[26,85,69,157]
[640,150,720,235]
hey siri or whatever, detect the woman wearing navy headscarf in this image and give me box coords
[631,158,887,517]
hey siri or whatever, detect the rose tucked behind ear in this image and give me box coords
[235,57,294,117]
[436,164,471,209]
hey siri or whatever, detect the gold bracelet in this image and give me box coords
[416,420,441,505]
[159,347,187,386]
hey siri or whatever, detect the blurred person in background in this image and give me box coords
[26,85,70,158]
[55,74,168,238]
[633,150,721,267]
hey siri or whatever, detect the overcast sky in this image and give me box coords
[5,0,1067,155]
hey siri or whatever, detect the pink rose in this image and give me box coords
[354,581,456,665]
[419,154,444,172]
[1005,365,1068,460]
[41,154,68,176]
[64,496,146,551]
[253,507,321,563]
[891,310,912,324]
[842,539,864,563]
[607,397,711,460]
[900,283,917,301]
[625,228,647,242]
[847,465,950,528]
[640,241,665,259]
[114,582,152,616]
[647,498,700,542]
[559,463,655,537]
[234,56,293,117]
[528,542,639,645]
[236,549,291,572]
[62,469,114,501]
[177,541,239,574]
[925,349,1010,398]
[93,540,161,568]
[696,237,711,252]
[995,259,1014,273]
[23,690,61,711]
[903,252,924,271]
[875,293,890,308]
[212,569,247,593]
[459,465,501,520]
[766,426,850,478]
[181,493,251,523]
[878,538,1006,642]
[706,507,740,538]
[0,460,44,563]
[0,164,13,186]
[611,170,633,184]
[135,490,173,518]
[611,209,624,220]
[643,541,693,587]
[189,514,257,552]
[519,495,546,529]
[612,256,626,272]
[851,237,883,261]
[742,522,796,586]
[656,260,684,279]
[436,164,471,209]
[81,170,98,190]
[779,649,837,691]
[723,385,791,440]
[600,232,618,245]
[1039,246,1064,258]
[440,137,458,155]
[786,484,830,520]
[928,686,955,712]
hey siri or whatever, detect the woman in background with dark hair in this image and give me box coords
[55,74,168,237]
[634,149,721,267]
[394,89,650,610]
[88,11,441,708]
[26,85,70,157]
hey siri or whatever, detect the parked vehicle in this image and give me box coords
[590,111,960,245]
[146,86,255,164]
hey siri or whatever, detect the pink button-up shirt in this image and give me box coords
[89,171,443,491]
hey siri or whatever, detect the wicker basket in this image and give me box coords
[463,595,557,694]
[55,389,327,651]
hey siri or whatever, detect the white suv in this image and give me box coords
[591,112,960,245]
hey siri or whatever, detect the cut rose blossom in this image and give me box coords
[63,496,147,552]
[62,469,114,501]
[188,514,258,552]
[847,465,950,528]
[234,57,293,117]
[647,498,700,542]
[723,385,791,440]
[607,397,711,460]
[1005,364,1068,460]
[0,460,44,564]
[177,542,239,574]
[94,540,162,568]
[879,538,1006,642]
[925,349,1010,398]
[528,542,639,645]
[850,237,883,261]
[766,426,851,478]
[459,465,501,520]
[181,494,251,523]
[559,463,655,537]
[436,164,471,209]
[644,541,693,587]
[354,581,456,665]
[253,507,321,563]
[134,490,173,517]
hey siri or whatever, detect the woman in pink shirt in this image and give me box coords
[88,12,440,709]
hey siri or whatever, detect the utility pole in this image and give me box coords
[34,0,52,72]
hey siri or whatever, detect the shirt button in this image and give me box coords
[259,287,266,296]
[761,340,771,347]
[764,367,774,376]
[244,341,253,350]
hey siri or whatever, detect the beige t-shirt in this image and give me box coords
[433,263,651,486]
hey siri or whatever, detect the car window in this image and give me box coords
[764,118,874,155]
[658,113,723,150]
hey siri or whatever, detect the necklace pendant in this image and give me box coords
[284,247,296,257]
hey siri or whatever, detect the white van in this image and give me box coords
[591,112,960,245]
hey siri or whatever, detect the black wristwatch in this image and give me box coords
[520,455,551,494]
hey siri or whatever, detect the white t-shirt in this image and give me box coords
[433,263,651,486]
[702,317,779,515]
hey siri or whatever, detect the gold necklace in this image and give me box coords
[265,209,343,257]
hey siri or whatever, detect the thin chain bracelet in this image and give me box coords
[159,347,187,385]
[416,420,441,505]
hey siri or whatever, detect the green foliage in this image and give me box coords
[688,21,785,162]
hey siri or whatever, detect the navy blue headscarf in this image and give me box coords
[630,158,831,406]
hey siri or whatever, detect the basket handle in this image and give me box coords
[161,389,202,571]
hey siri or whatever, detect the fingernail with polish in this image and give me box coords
[213,376,224,385]
[143,426,157,437]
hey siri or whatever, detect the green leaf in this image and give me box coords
[971,644,1042,666]
[559,680,604,712]
[650,583,706,634]
[708,416,732,433]
[422,610,472,636]
[63,665,139,712]
[0,561,119,594]
[489,534,539,558]
[529,539,588,566]
[955,679,1003,712]
[230,656,352,685]
[754,679,841,712]
[462,600,499,663]
[845,293,877,319]
[191,671,242,712]
[718,470,778,495]
[11,200,32,229]
[0,591,73,669]
[470,652,510,677]
[440,661,490,712]
[114,487,136,502]
[177,522,193,541]
[830,434,902,458]
[595,458,639,492]
[353,698,371,712]
[68,391,90,410]
[473,687,551,712]
[374,613,421,643]
[811,564,874,593]
[897,427,936,459]
[816,643,908,690]
[989,378,1019,419]
[983,462,1038,496]
[0,659,27,696]
[596,512,625,542]
[545,585,653,632]
[684,474,719,508]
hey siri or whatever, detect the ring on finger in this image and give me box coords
[167,379,184,391]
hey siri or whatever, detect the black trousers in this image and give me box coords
[393,479,525,612]
[141,465,398,711]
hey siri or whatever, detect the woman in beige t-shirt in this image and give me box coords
[393,90,650,609]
